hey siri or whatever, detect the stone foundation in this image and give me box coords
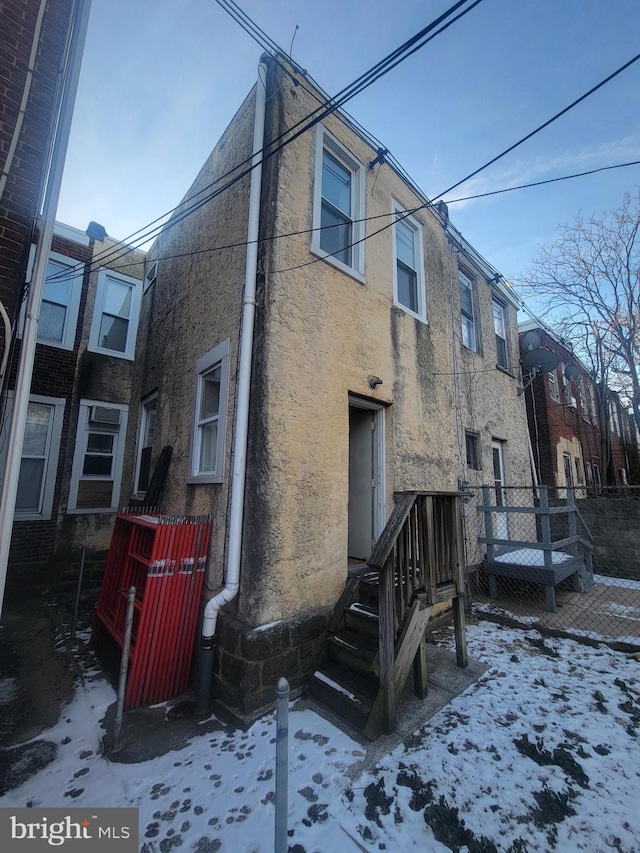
[213,607,331,719]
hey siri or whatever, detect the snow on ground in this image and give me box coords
[1,622,639,852]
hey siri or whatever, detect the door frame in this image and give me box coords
[348,395,386,548]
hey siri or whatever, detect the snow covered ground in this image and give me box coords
[1,621,639,852]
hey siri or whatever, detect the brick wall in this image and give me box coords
[0,0,74,327]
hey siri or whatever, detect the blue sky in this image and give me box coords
[57,0,640,296]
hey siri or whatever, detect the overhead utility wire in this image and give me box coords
[67,159,640,278]
[44,0,484,283]
[270,50,640,275]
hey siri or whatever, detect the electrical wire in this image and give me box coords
[43,0,485,283]
[269,50,640,276]
[40,158,640,283]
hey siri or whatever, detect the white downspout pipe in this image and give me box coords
[196,61,268,712]
[0,0,92,617]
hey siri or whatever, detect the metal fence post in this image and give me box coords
[274,677,290,853]
[70,545,86,641]
[112,586,136,753]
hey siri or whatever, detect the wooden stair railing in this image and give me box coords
[309,491,469,740]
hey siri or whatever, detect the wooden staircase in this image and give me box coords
[309,492,468,739]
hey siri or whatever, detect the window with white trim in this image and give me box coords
[21,248,84,350]
[311,127,365,278]
[189,339,230,483]
[68,400,128,512]
[548,365,559,401]
[0,393,65,520]
[459,269,477,351]
[88,269,141,360]
[144,260,157,293]
[492,298,509,369]
[393,205,426,321]
[134,394,158,496]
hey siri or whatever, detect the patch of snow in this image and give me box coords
[494,547,574,565]
[312,671,359,703]
[252,619,283,633]
[594,573,640,590]
[2,624,639,853]
[0,677,18,704]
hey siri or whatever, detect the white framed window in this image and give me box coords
[459,269,477,351]
[492,298,509,369]
[88,269,142,360]
[465,431,481,469]
[144,260,157,293]
[68,400,129,512]
[311,126,365,280]
[134,393,158,496]
[608,398,621,436]
[21,248,84,350]
[548,365,559,401]
[392,204,426,321]
[188,339,230,483]
[0,393,65,520]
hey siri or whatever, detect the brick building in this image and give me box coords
[519,320,632,492]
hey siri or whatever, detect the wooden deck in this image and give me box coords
[473,574,640,649]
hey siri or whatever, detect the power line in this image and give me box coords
[40,158,640,283]
[270,51,640,276]
[43,0,485,283]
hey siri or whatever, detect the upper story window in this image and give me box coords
[144,260,157,293]
[548,365,559,401]
[21,248,84,350]
[311,127,365,280]
[188,339,230,484]
[392,205,426,321]
[459,269,477,351]
[492,298,509,369]
[88,269,142,360]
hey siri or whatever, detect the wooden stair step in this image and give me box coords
[327,627,378,673]
[344,602,379,638]
[308,660,377,730]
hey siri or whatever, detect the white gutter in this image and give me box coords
[0,0,92,616]
[201,61,268,640]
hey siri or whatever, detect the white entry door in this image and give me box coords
[348,401,384,561]
[492,440,509,541]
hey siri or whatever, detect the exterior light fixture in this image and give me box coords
[369,376,383,389]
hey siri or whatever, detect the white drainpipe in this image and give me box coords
[196,61,267,711]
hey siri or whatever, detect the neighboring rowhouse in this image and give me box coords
[0,221,145,598]
[518,320,632,492]
[123,56,532,718]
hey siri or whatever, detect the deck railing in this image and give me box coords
[367,491,467,734]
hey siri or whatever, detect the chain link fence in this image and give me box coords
[462,485,640,650]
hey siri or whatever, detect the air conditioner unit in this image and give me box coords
[90,405,121,425]
[566,395,577,410]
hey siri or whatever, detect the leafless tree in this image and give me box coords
[521,191,640,445]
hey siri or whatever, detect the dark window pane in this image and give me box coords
[138,445,152,492]
[16,458,45,511]
[23,404,51,455]
[320,201,352,266]
[496,335,508,368]
[83,455,113,476]
[86,433,114,453]
[199,421,218,472]
[99,314,128,352]
[397,261,418,313]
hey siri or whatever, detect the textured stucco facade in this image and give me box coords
[125,58,532,715]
